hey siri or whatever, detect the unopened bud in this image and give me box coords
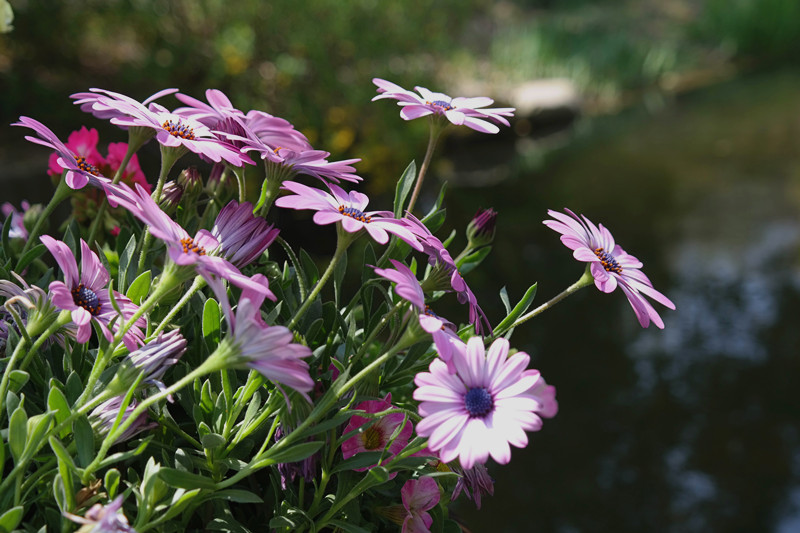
[178,166,202,195]
[466,208,497,248]
[159,180,183,210]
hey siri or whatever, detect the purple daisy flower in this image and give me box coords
[414,337,557,469]
[12,117,110,190]
[402,215,491,334]
[71,87,178,122]
[221,291,314,401]
[243,109,312,153]
[212,200,279,268]
[372,78,515,134]
[104,182,272,298]
[65,496,136,533]
[89,396,154,444]
[543,208,676,329]
[40,236,145,350]
[341,393,413,472]
[275,181,422,249]
[374,260,462,371]
[400,476,440,533]
[2,201,30,240]
[125,329,186,390]
[173,88,244,126]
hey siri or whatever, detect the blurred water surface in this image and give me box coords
[446,70,800,532]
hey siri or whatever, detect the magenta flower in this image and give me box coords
[275,181,422,249]
[40,235,145,350]
[106,142,149,192]
[414,337,557,469]
[46,126,105,178]
[400,476,440,533]
[13,117,110,190]
[373,78,515,134]
[104,182,272,298]
[374,260,462,371]
[1,201,29,240]
[402,215,491,334]
[543,208,676,329]
[212,200,279,268]
[341,394,413,471]
[222,292,314,400]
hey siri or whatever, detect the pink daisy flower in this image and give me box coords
[414,337,557,469]
[543,208,676,329]
[400,476,440,533]
[1,201,30,240]
[275,181,422,249]
[374,259,462,371]
[372,78,515,134]
[212,200,279,268]
[243,109,312,153]
[71,87,179,122]
[341,394,413,471]
[40,235,145,350]
[104,182,272,298]
[13,117,110,190]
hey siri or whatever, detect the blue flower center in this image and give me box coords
[338,205,372,223]
[162,119,196,140]
[464,387,494,418]
[74,156,102,176]
[72,284,101,315]
[593,247,622,274]
[428,99,454,112]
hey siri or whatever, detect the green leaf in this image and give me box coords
[457,246,492,275]
[328,520,371,533]
[299,249,319,286]
[499,286,512,314]
[202,489,263,504]
[1,215,14,262]
[330,452,384,474]
[269,516,298,529]
[8,404,27,462]
[117,235,137,292]
[7,370,28,393]
[393,160,417,217]
[421,208,447,234]
[125,270,151,305]
[202,298,221,347]
[268,441,324,464]
[159,488,202,522]
[97,436,153,469]
[494,282,538,336]
[15,243,47,273]
[333,246,348,307]
[26,413,54,458]
[73,415,95,468]
[5,391,19,420]
[292,411,352,441]
[158,468,217,490]
[47,385,71,438]
[49,437,76,508]
[200,433,226,450]
[65,372,83,404]
[0,506,24,532]
[105,468,121,500]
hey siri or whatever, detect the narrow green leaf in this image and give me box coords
[8,405,27,462]
[268,441,324,464]
[499,286,511,314]
[105,468,121,500]
[200,433,226,450]
[47,385,71,438]
[158,468,217,490]
[125,270,151,305]
[330,451,384,474]
[333,247,348,307]
[5,391,19,420]
[457,246,492,275]
[159,488,202,522]
[494,283,538,335]
[65,372,83,404]
[393,160,417,217]
[1,215,14,262]
[328,520,371,533]
[202,299,221,347]
[7,370,28,393]
[15,243,47,272]
[202,489,263,504]
[25,413,54,458]
[421,208,447,233]
[73,415,95,468]
[118,235,137,292]
[299,249,319,285]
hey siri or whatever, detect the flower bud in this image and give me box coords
[178,166,203,195]
[159,180,183,210]
[466,208,497,248]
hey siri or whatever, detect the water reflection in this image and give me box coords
[450,71,800,532]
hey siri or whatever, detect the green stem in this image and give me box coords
[493,266,594,338]
[287,228,354,330]
[0,336,28,417]
[87,143,138,244]
[139,145,182,274]
[275,237,307,301]
[348,302,405,366]
[406,120,444,214]
[151,275,205,336]
[233,166,247,204]
[16,176,71,267]
[18,312,71,372]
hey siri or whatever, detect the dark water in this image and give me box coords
[442,71,800,532]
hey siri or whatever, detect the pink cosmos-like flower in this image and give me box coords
[275,181,422,250]
[374,260,462,371]
[40,235,145,350]
[106,142,149,192]
[104,182,271,298]
[341,393,413,471]
[1,201,29,240]
[401,476,440,533]
[414,337,557,469]
[212,200,279,268]
[373,78,515,134]
[13,117,110,190]
[543,208,676,329]
[402,215,491,334]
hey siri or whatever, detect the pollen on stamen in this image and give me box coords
[162,119,196,140]
[180,237,206,255]
[338,205,372,223]
[426,99,454,112]
[74,156,102,176]
[594,247,623,274]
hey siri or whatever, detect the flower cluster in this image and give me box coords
[0,77,674,533]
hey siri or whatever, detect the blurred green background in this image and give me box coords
[3,1,800,532]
